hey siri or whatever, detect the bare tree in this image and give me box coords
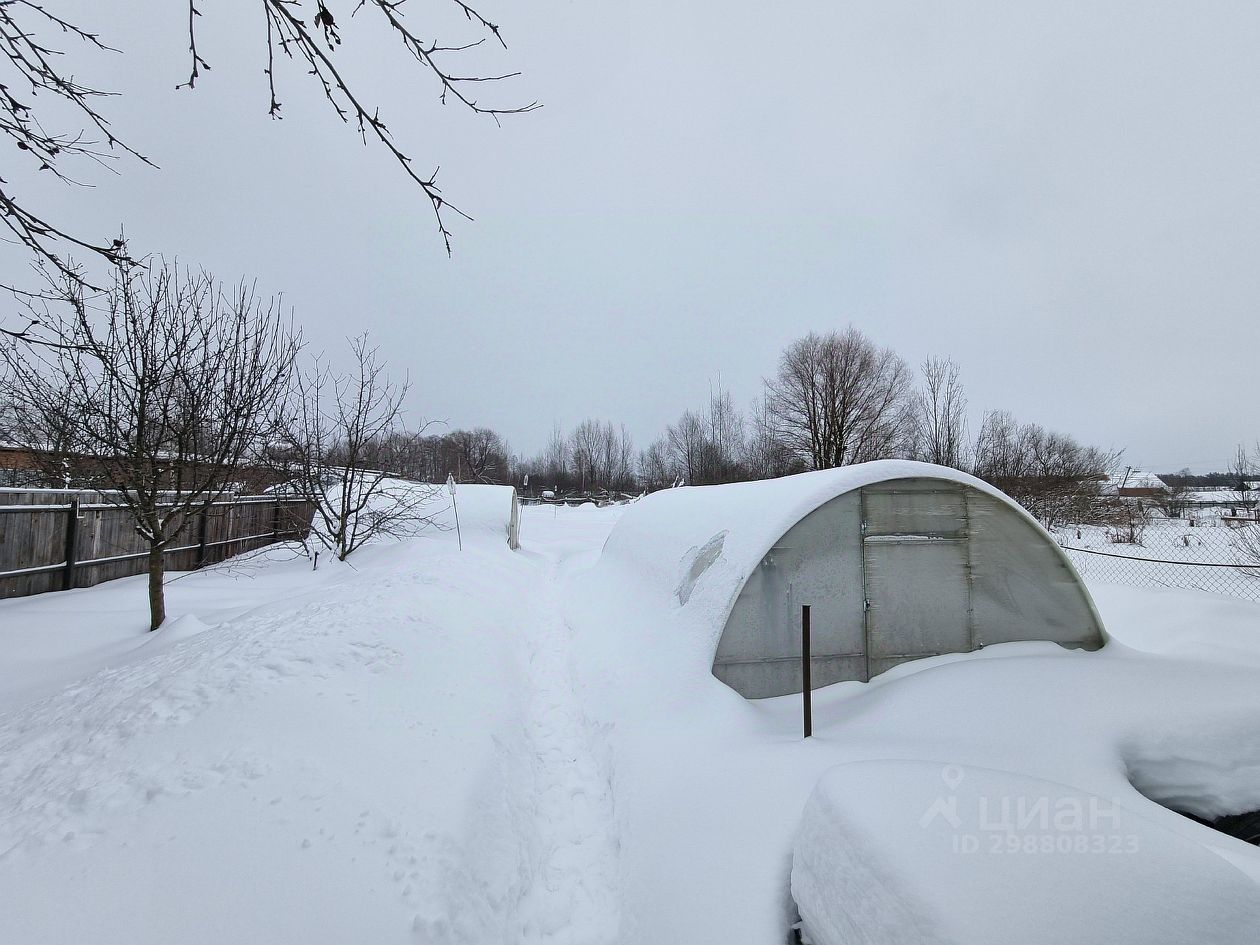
[765,328,915,470]
[913,356,968,469]
[971,410,1022,481]
[539,423,569,487]
[520,423,574,492]
[0,261,298,630]
[281,335,434,562]
[602,423,636,491]
[567,419,600,492]
[1105,497,1152,546]
[637,438,673,490]
[567,419,634,493]
[1228,443,1253,495]
[446,427,512,483]
[664,409,707,485]
[971,410,1120,528]
[701,385,747,483]
[0,0,536,308]
[1157,474,1194,520]
[656,387,750,487]
[743,395,806,481]
[1226,442,1260,569]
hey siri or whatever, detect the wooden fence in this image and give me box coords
[0,492,316,600]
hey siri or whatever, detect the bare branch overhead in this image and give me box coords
[0,0,536,296]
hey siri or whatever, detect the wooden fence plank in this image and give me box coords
[0,495,315,601]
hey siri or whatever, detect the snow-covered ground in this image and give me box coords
[1055,518,1255,564]
[1054,518,1260,602]
[1,501,1259,943]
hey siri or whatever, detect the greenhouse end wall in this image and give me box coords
[713,478,1104,699]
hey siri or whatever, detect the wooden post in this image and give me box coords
[62,497,80,591]
[271,499,282,542]
[196,507,210,567]
[802,603,812,739]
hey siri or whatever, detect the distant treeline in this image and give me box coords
[1160,472,1251,489]
[384,328,1129,529]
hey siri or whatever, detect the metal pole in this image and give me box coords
[196,507,210,567]
[802,603,812,739]
[62,497,80,591]
[446,474,463,550]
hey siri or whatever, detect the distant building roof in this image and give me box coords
[1103,470,1168,494]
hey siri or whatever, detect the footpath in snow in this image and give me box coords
[0,504,621,944]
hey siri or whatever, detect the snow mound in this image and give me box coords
[794,760,1260,945]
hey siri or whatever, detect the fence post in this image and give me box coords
[802,604,812,739]
[196,507,210,567]
[62,497,80,591]
[271,499,282,542]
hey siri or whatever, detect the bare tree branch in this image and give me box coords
[249,0,539,254]
[0,0,536,308]
[0,2,150,278]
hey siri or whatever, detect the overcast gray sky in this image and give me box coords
[7,1,1259,472]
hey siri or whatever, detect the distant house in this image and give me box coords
[1103,469,1169,498]
[0,444,50,487]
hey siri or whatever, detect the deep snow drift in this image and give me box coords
[0,500,1258,944]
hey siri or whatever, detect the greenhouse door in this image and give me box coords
[860,483,973,680]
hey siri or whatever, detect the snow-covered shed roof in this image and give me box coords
[1105,469,1169,492]
[598,460,1102,649]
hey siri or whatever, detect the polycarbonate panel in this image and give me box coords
[714,491,864,693]
[861,483,968,538]
[966,490,1101,648]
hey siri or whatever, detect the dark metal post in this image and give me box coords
[802,604,812,739]
[62,497,80,591]
[196,507,210,567]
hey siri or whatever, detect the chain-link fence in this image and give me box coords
[1052,521,1260,603]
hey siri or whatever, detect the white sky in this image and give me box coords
[5,1,1258,473]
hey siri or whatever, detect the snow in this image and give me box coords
[785,644,1260,943]
[0,499,1259,943]
[794,761,1260,945]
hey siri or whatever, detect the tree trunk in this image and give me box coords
[147,542,166,632]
